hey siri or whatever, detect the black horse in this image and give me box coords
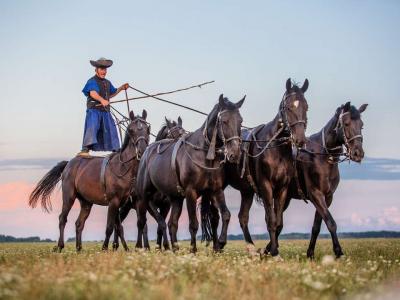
[135,94,245,252]
[277,102,367,258]
[29,110,150,252]
[112,117,186,250]
[202,79,309,255]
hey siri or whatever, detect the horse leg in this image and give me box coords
[238,190,255,247]
[135,197,147,249]
[258,181,278,256]
[148,200,170,250]
[186,190,199,253]
[168,198,184,251]
[54,188,76,252]
[310,191,343,258]
[213,190,230,250]
[273,188,288,251]
[210,203,220,251]
[307,194,333,259]
[113,200,132,250]
[102,198,120,251]
[306,211,322,259]
[160,202,171,250]
[266,197,291,252]
[75,199,93,252]
[114,212,129,251]
[142,223,149,249]
[146,202,162,250]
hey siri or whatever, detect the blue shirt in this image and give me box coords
[82,77,117,98]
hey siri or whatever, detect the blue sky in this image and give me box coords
[0,1,399,239]
[1,0,399,159]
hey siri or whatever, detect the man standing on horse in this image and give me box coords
[79,57,129,156]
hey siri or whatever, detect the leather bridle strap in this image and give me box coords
[280,91,307,134]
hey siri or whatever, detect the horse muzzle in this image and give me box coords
[350,148,364,163]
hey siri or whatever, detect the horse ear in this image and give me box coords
[142,109,147,120]
[218,94,225,107]
[359,103,368,113]
[301,79,309,93]
[235,95,246,108]
[178,116,182,126]
[165,117,171,127]
[343,101,351,112]
[286,78,292,92]
[129,111,135,121]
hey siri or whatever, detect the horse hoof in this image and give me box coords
[218,240,227,249]
[212,242,221,252]
[53,246,62,253]
[335,249,344,259]
[172,243,180,252]
[267,244,279,257]
[190,247,197,254]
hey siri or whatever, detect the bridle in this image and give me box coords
[124,117,150,161]
[203,109,242,161]
[166,124,186,139]
[279,91,308,144]
[321,109,363,161]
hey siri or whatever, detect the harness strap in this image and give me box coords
[240,129,259,194]
[240,129,253,178]
[100,155,112,201]
[156,139,175,154]
[171,137,185,196]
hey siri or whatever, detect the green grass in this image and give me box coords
[0,239,399,300]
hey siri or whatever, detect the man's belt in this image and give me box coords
[86,99,109,111]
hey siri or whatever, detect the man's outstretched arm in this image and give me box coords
[110,83,129,98]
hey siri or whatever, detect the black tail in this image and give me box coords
[200,196,214,243]
[29,161,68,212]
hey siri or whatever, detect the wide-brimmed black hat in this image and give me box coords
[90,57,113,68]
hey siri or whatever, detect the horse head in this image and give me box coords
[205,94,245,164]
[127,109,150,158]
[280,78,309,148]
[164,116,186,139]
[336,102,368,162]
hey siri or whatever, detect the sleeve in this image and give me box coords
[82,78,100,97]
[109,81,117,95]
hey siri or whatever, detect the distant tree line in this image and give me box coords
[0,234,54,243]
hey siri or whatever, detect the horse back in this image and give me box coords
[67,156,109,205]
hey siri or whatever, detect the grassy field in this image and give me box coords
[0,239,399,300]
